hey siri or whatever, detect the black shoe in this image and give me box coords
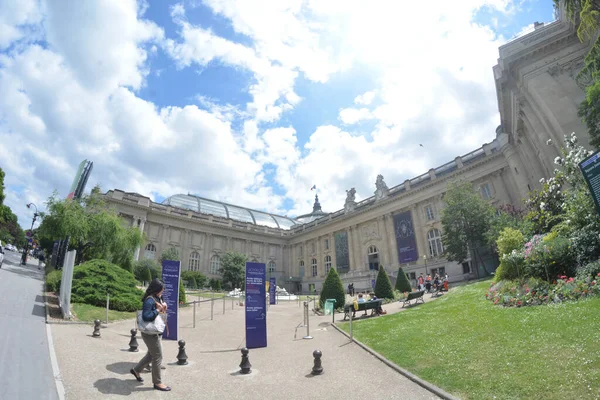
[154,385,171,391]
[130,369,143,382]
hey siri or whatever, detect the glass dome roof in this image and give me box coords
[162,194,296,230]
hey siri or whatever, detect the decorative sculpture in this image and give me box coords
[374,174,389,200]
[344,188,357,213]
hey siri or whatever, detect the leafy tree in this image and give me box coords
[133,259,161,283]
[159,247,180,263]
[181,270,207,289]
[374,267,395,299]
[219,251,247,290]
[36,192,142,267]
[554,0,600,41]
[441,180,495,278]
[141,267,152,286]
[0,167,5,205]
[319,267,345,309]
[487,204,532,252]
[395,267,412,293]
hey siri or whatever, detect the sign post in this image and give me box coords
[269,277,276,305]
[161,260,181,341]
[579,150,600,215]
[245,262,267,349]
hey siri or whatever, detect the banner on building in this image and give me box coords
[393,211,419,263]
[161,260,181,341]
[335,231,350,271]
[269,277,276,305]
[246,262,267,348]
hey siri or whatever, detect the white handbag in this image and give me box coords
[137,299,167,335]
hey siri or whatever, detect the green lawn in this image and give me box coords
[338,280,600,400]
[71,303,136,323]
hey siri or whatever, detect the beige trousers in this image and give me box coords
[134,333,163,384]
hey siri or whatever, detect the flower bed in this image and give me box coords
[486,274,600,307]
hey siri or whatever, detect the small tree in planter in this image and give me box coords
[319,267,346,309]
[375,267,395,299]
[395,267,412,293]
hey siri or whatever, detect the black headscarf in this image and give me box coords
[143,278,165,301]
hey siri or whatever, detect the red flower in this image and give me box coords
[597,273,600,277]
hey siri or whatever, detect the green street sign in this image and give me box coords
[579,149,600,215]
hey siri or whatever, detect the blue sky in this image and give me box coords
[0,0,556,228]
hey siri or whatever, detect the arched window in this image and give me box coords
[325,255,332,274]
[268,261,276,273]
[428,229,444,257]
[367,245,379,270]
[188,251,200,271]
[311,258,318,277]
[144,243,156,260]
[210,255,221,274]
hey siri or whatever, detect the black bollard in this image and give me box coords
[92,319,101,338]
[176,340,188,365]
[128,329,139,352]
[239,347,251,374]
[311,350,323,375]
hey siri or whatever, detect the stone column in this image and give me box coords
[377,216,391,267]
[385,213,398,267]
[493,169,512,204]
[346,227,355,272]
[180,229,189,270]
[354,225,366,272]
[330,233,337,272]
[133,217,146,261]
[262,242,268,264]
[411,206,427,262]
[316,236,322,276]
[498,132,531,202]
[203,233,212,273]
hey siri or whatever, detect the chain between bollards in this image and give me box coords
[239,347,251,374]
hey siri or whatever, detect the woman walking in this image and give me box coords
[130,279,171,392]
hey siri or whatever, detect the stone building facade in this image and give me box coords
[104,7,594,293]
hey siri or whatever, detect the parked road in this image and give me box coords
[0,251,59,400]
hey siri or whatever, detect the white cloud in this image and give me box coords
[1,0,529,228]
[338,108,374,125]
[354,91,376,105]
[0,0,41,49]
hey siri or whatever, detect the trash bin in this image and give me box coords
[324,299,336,316]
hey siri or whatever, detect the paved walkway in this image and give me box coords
[0,251,59,400]
[51,293,443,399]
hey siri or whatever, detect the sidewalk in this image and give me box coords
[51,295,443,399]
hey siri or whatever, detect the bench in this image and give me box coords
[343,300,383,320]
[401,290,425,308]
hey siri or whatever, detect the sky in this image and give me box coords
[0,0,556,229]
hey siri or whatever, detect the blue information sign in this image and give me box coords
[269,277,276,305]
[161,260,181,341]
[245,262,267,348]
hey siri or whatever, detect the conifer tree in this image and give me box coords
[374,267,395,299]
[395,266,412,293]
[319,267,346,309]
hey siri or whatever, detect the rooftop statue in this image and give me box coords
[374,174,389,200]
[345,187,356,204]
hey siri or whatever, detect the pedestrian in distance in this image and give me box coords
[38,252,45,270]
[130,279,171,392]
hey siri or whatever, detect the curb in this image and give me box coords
[330,323,460,400]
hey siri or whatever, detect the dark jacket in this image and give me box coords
[141,296,160,322]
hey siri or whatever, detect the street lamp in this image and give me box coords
[21,203,39,265]
[423,254,428,275]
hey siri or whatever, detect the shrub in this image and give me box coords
[179,280,186,304]
[374,267,395,299]
[319,267,346,309]
[46,269,62,293]
[133,259,161,283]
[395,267,412,293]
[71,259,144,312]
[141,267,152,286]
[497,228,525,257]
[576,260,600,280]
[524,234,575,281]
[496,250,525,282]
[181,270,207,289]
